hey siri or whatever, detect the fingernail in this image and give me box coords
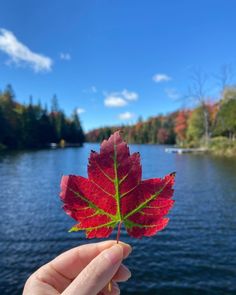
[103,244,123,264]
[112,282,120,294]
[120,242,132,251]
[119,242,132,258]
[121,264,132,278]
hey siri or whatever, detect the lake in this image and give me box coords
[0,144,236,295]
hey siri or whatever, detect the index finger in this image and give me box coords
[50,240,132,280]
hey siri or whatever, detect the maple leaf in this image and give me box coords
[60,131,175,239]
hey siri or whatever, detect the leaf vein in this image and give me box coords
[123,178,173,219]
[91,180,115,198]
[93,160,114,182]
[68,187,115,220]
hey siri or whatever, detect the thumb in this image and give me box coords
[62,244,124,295]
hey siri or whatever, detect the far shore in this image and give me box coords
[1,139,236,157]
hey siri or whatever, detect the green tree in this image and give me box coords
[0,85,21,148]
[214,88,236,139]
[186,107,205,145]
[67,110,85,143]
[0,85,85,149]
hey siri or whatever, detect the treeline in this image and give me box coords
[0,85,85,149]
[86,87,236,149]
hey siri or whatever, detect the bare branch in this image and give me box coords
[214,64,234,93]
[189,68,208,104]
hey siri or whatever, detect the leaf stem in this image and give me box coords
[116,221,122,244]
[108,222,122,292]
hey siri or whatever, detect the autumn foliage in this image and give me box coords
[174,110,190,143]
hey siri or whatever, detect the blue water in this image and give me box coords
[0,144,236,295]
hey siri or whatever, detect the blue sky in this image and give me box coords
[0,0,236,131]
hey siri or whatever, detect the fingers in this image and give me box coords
[23,241,132,295]
[23,261,72,295]
[23,271,62,295]
[113,264,131,282]
[62,244,124,295]
[101,281,120,295]
[100,264,132,295]
[51,240,132,280]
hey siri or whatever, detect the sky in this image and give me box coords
[0,0,236,131]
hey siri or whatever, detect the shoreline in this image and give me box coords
[1,141,236,157]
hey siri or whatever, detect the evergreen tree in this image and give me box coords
[0,86,85,149]
[0,85,20,148]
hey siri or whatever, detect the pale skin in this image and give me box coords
[23,240,132,295]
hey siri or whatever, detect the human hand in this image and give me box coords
[23,240,132,295]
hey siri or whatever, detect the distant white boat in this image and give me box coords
[49,143,57,148]
[165,147,207,154]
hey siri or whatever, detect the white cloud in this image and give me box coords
[77,108,85,114]
[83,86,97,94]
[165,88,180,100]
[118,112,135,120]
[104,96,127,107]
[104,89,138,107]
[59,52,71,61]
[121,89,138,101]
[91,86,97,93]
[0,28,52,72]
[153,73,171,83]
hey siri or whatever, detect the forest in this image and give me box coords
[1,83,236,155]
[0,85,85,149]
[87,87,236,156]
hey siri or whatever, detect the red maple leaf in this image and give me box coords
[60,131,175,239]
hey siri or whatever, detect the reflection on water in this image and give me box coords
[0,145,236,295]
